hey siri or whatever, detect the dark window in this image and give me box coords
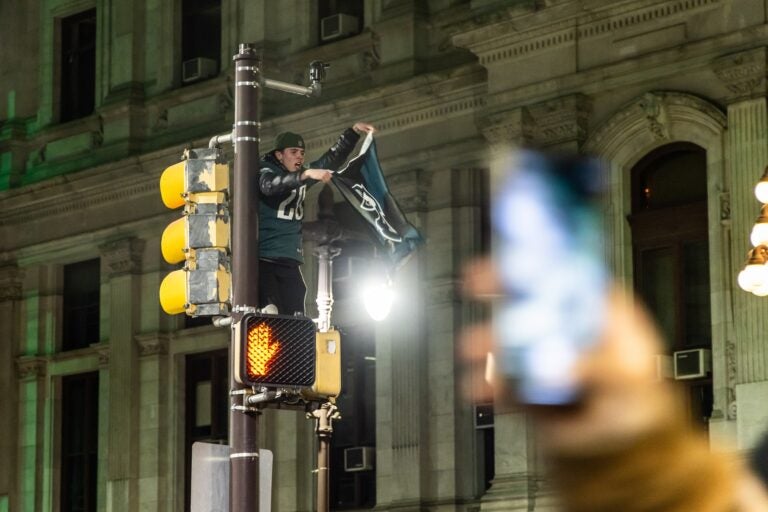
[330,323,376,509]
[60,9,96,122]
[185,350,228,511]
[184,315,211,329]
[318,0,363,44]
[182,0,221,75]
[630,143,711,350]
[61,372,99,512]
[62,259,100,351]
[629,142,712,429]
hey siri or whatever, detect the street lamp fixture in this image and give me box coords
[755,166,768,203]
[737,245,768,295]
[362,277,394,321]
[751,205,768,247]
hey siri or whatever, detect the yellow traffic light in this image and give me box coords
[158,148,231,317]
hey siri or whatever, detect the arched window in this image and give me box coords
[629,142,712,428]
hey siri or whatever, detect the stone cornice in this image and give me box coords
[135,333,170,357]
[0,264,24,302]
[99,237,145,277]
[452,0,721,65]
[0,176,157,228]
[387,168,428,214]
[480,107,535,147]
[426,278,460,307]
[16,355,47,381]
[91,342,110,367]
[712,47,767,101]
[261,63,487,151]
[528,94,592,148]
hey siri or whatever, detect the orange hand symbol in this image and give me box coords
[246,323,280,377]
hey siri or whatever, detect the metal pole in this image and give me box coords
[231,43,262,512]
[310,403,339,512]
[315,245,341,333]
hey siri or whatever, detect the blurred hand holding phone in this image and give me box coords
[491,150,608,405]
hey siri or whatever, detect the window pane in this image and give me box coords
[60,9,96,122]
[182,0,221,66]
[638,248,676,349]
[63,259,100,351]
[632,143,707,211]
[683,240,711,346]
[61,373,99,512]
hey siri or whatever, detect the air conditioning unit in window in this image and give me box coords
[321,13,359,42]
[182,57,217,83]
[673,348,711,380]
[344,446,374,472]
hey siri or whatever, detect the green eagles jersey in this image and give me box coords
[257,128,360,264]
[258,158,308,263]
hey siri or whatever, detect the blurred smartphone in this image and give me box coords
[491,150,608,405]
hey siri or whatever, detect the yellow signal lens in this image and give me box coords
[245,323,281,379]
[159,269,187,314]
[161,217,186,264]
[160,161,186,209]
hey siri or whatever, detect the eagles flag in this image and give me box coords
[331,133,424,269]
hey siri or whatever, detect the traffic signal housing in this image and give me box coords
[158,148,231,316]
[234,313,342,399]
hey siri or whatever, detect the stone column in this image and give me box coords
[713,47,768,449]
[476,108,540,512]
[476,96,591,510]
[0,265,23,512]
[135,333,169,512]
[422,164,487,506]
[375,168,430,511]
[99,238,144,512]
[14,356,46,512]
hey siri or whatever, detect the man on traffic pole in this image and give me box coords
[258,122,375,315]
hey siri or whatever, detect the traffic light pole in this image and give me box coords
[309,402,339,512]
[231,43,262,512]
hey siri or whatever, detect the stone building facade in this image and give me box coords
[1,0,768,511]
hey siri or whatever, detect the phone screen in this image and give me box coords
[492,150,608,405]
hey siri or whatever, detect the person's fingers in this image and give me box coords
[459,323,494,361]
[458,322,497,403]
[461,257,503,299]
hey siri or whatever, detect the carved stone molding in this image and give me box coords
[638,92,671,142]
[91,342,111,367]
[713,47,767,101]
[0,264,24,302]
[388,169,428,213]
[720,191,731,226]
[528,94,592,148]
[724,339,737,419]
[480,107,535,147]
[135,333,169,358]
[16,356,47,381]
[426,279,459,307]
[586,91,726,155]
[99,238,145,278]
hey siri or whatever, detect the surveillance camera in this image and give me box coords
[309,61,329,83]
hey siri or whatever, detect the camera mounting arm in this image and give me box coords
[263,60,329,97]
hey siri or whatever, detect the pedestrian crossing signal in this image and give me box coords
[234,313,342,399]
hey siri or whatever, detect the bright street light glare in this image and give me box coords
[362,280,394,321]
